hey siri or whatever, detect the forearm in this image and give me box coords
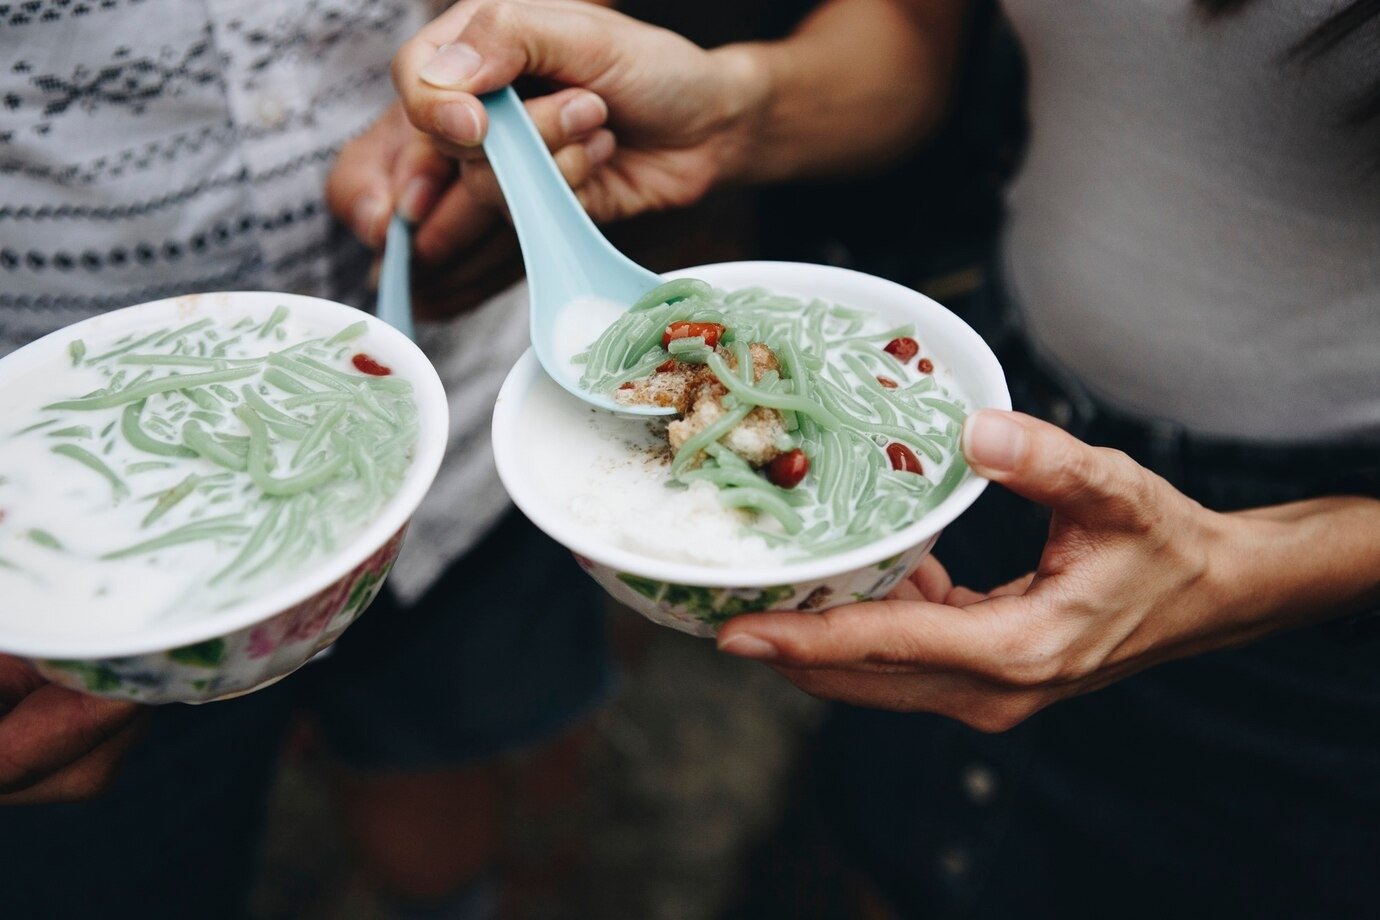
[713,0,968,184]
[1216,495,1380,634]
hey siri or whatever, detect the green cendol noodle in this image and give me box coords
[21,308,418,584]
[575,280,970,558]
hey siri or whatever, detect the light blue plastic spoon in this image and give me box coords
[479,86,672,416]
[376,214,415,340]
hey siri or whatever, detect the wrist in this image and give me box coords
[704,42,777,187]
[1199,510,1276,635]
[1227,496,1380,624]
[1117,505,1295,667]
[1200,500,1379,642]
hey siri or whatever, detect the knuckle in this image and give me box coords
[1106,447,1152,501]
[963,707,1014,734]
[1062,445,1106,499]
[782,670,832,701]
[61,774,109,803]
[772,636,826,669]
[392,39,425,92]
[998,653,1060,688]
[0,751,40,795]
[965,697,1040,734]
[322,175,350,219]
[0,775,39,796]
[1085,448,1159,529]
[554,145,590,186]
[470,0,518,35]
[990,624,1066,687]
[412,232,445,265]
[76,694,126,735]
[1055,647,1106,683]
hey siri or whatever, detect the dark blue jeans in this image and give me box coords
[0,509,612,920]
[817,279,1380,919]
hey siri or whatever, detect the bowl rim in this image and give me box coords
[492,260,1010,588]
[0,291,449,659]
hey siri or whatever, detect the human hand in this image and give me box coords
[714,409,1292,731]
[326,94,614,318]
[0,656,143,804]
[391,0,766,223]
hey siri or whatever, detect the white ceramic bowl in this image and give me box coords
[493,261,1009,637]
[0,292,448,703]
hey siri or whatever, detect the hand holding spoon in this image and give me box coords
[479,86,672,416]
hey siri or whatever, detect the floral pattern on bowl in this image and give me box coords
[35,528,407,704]
[576,534,939,638]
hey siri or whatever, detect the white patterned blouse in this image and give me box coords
[0,0,529,600]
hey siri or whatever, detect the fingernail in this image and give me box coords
[353,195,389,247]
[397,177,439,224]
[963,409,1026,472]
[560,93,607,136]
[436,102,482,145]
[718,634,778,661]
[419,42,483,88]
[583,130,616,165]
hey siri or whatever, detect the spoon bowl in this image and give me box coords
[479,87,672,416]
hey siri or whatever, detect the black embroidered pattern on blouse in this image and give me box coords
[0,229,344,318]
[226,0,406,81]
[18,30,222,130]
[1,0,146,29]
[0,199,322,277]
[0,121,235,183]
[0,250,265,314]
[0,61,386,184]
[0,144,341,221]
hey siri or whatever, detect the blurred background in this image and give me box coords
[250,2,1027,916]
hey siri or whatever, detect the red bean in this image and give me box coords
[883,337,919,362]
[767,448,810,489]
[662,321,724,350]
[876,376,898,389]
[351,353,392,376]
[885,442,923,474]
[918,358,934,374]
[656,359,678,373]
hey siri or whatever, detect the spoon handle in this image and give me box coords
[479,86,607,302]
[376,214,415,340]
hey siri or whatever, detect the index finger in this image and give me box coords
[0,684,141,795]
[716,594,1032,677]
[0,656,44,710]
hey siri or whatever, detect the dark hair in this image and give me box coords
[1199,0,1380,130]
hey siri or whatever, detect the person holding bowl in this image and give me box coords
[0,1,615,916]
[376,0,1380,913]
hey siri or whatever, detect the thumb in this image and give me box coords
[395,1,623,147]
[962,409,1155,526]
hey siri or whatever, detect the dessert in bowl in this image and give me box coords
[0,291,447,703]
[492,261,1009,637]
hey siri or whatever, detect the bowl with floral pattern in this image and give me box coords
[491,261,1009,638]
[0,292,448,703]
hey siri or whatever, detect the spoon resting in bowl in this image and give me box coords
[479,86,672,417]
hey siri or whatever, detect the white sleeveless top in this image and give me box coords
[999,0,1380,441]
